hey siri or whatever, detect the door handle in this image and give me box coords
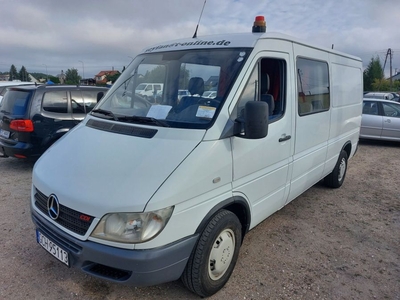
[279,135,291,142]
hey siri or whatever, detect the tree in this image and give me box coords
[106,72,121,84]
[141,65,166,83]
[363,56,384,91]
[19,66,30,82]
[9,64,19,81]
[179,65,190,89]
[65,68,81,85]
[48,75,60,84]
[372,78,400,91]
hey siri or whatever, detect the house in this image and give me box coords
[58,70,66,84]
[389,71,400,81]
[0,74,9,81]
[95,70,120,85]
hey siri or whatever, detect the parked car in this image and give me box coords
[360,98,400,141]
[0,85,108,159]
[177,89,190,101]
[135,83,163,100]
[363,92,395,101]
[0,81,37,105]
[389,92,399,102]
[202,90,217,98]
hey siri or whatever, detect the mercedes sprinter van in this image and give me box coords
[31,16,363,297]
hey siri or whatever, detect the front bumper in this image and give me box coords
[31,210,198,286]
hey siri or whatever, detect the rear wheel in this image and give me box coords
[324,150,348,188]
[181,209,242,297]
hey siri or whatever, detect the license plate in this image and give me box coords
[36,230,69,266]
[0,129,10,139]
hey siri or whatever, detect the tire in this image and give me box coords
[181,210,242,297]
[324,150,348,188]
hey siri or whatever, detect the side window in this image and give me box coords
[81,90,100,112]
[362,101,379,115]
[382,103,400,118]
[42,91,68,113]
[297,58,330,116]
[233,58,286,120]
[70,90,99,113]
[70,90,85,113]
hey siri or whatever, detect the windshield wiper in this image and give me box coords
[118,115,170,127]
[91,109,118,120]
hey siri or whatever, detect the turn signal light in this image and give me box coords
[10,120,34,132]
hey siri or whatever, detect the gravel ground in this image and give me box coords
[0,140,399,299]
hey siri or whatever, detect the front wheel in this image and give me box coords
[181,209,242,297]
[324,150,348,188]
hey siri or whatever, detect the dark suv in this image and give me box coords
[0,85,108,159]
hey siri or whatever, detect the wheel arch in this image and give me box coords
[195,196,251,243]
[342,140,352,158]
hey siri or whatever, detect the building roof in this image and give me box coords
[389,72,400,81]
[95,70,120,77]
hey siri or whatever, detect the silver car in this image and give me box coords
[361,98,400,141]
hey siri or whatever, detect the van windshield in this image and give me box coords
[94,48,251,129]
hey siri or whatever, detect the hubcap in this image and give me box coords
[208,229,235,281]
[338,158,346,182]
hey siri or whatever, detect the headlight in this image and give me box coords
[91,206,174,243]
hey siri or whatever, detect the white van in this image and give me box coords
[31,16,363,297]
[135,82,163,100]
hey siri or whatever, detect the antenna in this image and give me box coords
[192,0,207,38]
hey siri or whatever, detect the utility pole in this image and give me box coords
[42,64,48,82]
[381,48,393,91]
[389,49,392,90]
[78,60,85,83]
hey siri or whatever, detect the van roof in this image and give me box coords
[141,32,361,61]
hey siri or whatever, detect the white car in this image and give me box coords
[177,89,190,101]
[364,92,395,101]
[202,91,216,98]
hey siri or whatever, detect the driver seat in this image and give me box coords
[176,77,205,112]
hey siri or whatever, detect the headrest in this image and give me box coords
[188,77,204,96]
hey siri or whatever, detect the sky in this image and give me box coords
[0,0,399,79]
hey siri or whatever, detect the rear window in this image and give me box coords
[0,90,32,115]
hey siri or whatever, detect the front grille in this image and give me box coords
[33,214,82,254]
[34,188,94,236]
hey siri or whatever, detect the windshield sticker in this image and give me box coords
[145,40,231,53]
[196,106,216,119]
[146,105,172,119]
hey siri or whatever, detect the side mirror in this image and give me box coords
[242,101,269,139]
[221,101,269,139]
